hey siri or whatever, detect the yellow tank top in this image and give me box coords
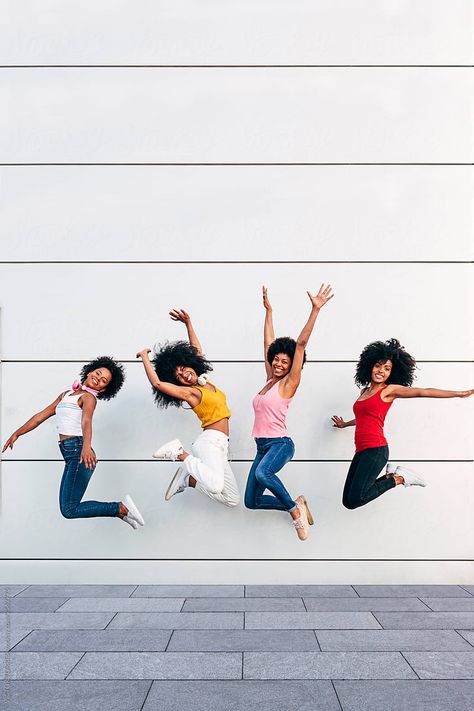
[192,382,231,428]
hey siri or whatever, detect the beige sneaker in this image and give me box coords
[297,495,315,526]
[292,499,310,541]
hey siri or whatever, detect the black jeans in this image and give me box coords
[342,445,395,510]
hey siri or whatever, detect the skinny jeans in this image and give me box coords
[244,436,296,512]
[342,445,395,510]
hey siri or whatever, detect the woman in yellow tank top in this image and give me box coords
[137,309,239,507]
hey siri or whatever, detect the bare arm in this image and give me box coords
[2,394,63,453]
[262,286,275,379]
[136,349,199,404]
[79,393,97,469]
[282,284,334,397]
[169,309,203,355]
[332,416,356,428]
[385,385,474,401]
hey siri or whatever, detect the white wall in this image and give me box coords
[0,1,472,583]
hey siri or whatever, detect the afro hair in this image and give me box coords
[355,338,416,387]
[267,336,307,369]
[152,340,213,408]
[80,356,126,400]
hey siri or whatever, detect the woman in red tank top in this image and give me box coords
[332,339,473,510]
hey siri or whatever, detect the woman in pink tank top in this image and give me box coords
[332,338,474,510]
[245,283,334,541]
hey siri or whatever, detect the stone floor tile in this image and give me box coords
[460,586,474,596]
[57,598,184,613]
[374,612,474,630]
[132,586,243,597]
[69,651,242,679]
[0,587,29,597]
[246,585,357,598]
[168,629,319,652]
[0,612,114,630]
[142,680,340,710]
[109,612,243,630]
[0,598,68,613]
[404,652,474,679]
[354,586,471,598]
[334,680,474,711]
[183,597,305,612]
[0,680,150,711]
[244,651,416,679]
[16,585,136,598]
[304,598,429,612]
[421,598,474,611]
[316,630,473,651]
[245,612,380,629]
[457,631,474,647]
[0,651,82,679]
[11,629,172,652]
[0,630,33,652]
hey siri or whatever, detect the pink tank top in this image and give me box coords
[252,380,293,438]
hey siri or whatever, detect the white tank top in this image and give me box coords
[55,391,83,436]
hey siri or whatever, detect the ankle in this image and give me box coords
[177,450,188,462]
[188,475,196,488]
[118,502,128,517]
[393,474,404,486]
[290,506,300,520]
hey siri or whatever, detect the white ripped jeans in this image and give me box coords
[182,429,240,508]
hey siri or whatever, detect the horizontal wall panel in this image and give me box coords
[1,1,472,65]
[2,363,473,461]
[0,264,471,360]
[1,69,472,163]
[0,461,472,560]
[1,166,472,262]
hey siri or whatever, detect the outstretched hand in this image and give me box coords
[458,389,474,398]
[262,286,272,311]
[331,416,346,428]
[169,309,191,324]
[2,433,18,453]
[136,348,152,360]
[308,284,334,309]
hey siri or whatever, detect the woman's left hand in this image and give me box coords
[169,309,190,324]
[308,283,334,309]
[458,389,474,398]
[80,446,97,470]
[136,348,152,360]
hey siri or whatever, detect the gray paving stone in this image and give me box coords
[142,680,340,710]
[244,651,416,679]
[245,612,381,629]
[0,598,68,613]
[0,629,33,652]
[0,651,82,679]
[109,612,243,630]
[16,585,137,598]
[0,612,114,630]
[374,612,474,629]
[304,597,429,612]
[0,586,29,597]
[316,630,473,651]
[183,597,305,612]
[12,629,172,652]
[458,631,474,647]
[405,652,474,679]
[421,598,474,611]
[57,597,184,612]
[334,680,474,711]
[0,680,150,711]
[354,585,471,598]
[460,586,474,596]
[69,651,242,679]
[168,630,320,652]
[247,585,357,598]
[133,585,243,597]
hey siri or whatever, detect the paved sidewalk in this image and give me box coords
[1,585,474,710]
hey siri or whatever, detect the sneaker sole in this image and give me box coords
[165,469,185,501]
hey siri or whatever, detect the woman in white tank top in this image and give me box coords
[2,356,144,529]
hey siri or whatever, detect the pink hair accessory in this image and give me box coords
[71,379,99,398]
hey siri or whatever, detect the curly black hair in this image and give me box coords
[355,338,416,387]
[80,356,126,401]
[152,340,213,408]
[267,336,307,369]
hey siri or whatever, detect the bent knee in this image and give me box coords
[60,506,76,519]
[224,496,240,508]
[342,497,361,511]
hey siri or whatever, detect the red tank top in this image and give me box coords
[353,388,393,453]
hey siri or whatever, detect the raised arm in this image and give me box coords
[282,284,334,397]
[136,348,199,404]
[2,394,63,453]
[169,309,203,355]
[262,286,275,379]
[385,385,474,401]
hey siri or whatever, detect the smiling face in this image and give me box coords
[83,367,112,393]
[175,365,199,386]
[272,353,292,379]
[371,359,392,385]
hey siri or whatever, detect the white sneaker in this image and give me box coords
[165,467,189,501]
[152,438,184,461]
[386,463,397,476]
[122,494,145,526]
[122,515,139,530]
[395,466,427,488]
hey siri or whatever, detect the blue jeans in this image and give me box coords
[58,436,120,519]
[342,445,394,510]
[244,437,296,512]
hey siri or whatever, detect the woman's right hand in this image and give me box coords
[136,348,152,360]
[331,416,347,428]
[262,286,272,311]
[170,309,191,324]
[2,433,18,452]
